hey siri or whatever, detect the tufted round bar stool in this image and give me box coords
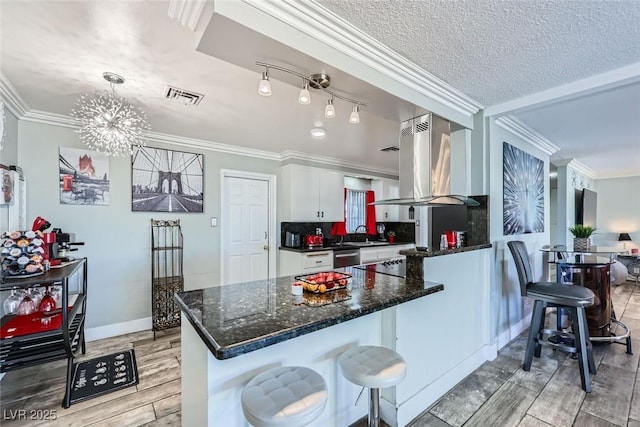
[338,346,407,427]
[241,366,328,427]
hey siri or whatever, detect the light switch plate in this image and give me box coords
[211,217,217,227]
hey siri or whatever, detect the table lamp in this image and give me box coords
[619,233,632,252]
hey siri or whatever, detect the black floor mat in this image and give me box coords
[69,349,139,405]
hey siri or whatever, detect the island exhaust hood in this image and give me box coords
[372,113,479,207]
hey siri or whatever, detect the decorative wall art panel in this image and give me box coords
[131,146,203,213]
[503,142,544,235]
[59,147,110,205]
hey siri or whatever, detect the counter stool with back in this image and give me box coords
[241,366,328,427]
[338,345,407,427]
[508,241,597,392]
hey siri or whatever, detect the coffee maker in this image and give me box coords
[46,229,85,263]
[376,223,386,241]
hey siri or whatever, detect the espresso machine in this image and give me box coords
[44,229,85,264]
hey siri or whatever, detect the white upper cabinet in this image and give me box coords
[280,164,344,222]
[371,178,400,222]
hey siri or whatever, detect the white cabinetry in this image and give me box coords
[371,178,399,221]
[360,244,415,264]
[281,165,344,222]
[279,250,333,277]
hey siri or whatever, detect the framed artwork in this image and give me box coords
[131,146,204,213]
[1,167,15,205]
[59,147,110,205]
[503,142,544,235]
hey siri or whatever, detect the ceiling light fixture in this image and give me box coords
[324,97,335,119]
[71,72,149,157]
[310,128,326,137]
[256,61,366,124]
[258,69,272,96]
[349,105,360,124]
[298,80,311,105]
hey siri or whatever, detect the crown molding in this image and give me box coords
[167,0,208,31]
[552,158,596,179]
[144,130,281,161]
[0,72,28,117]
[494,116,559,156]
[15,108,397,174]
[485,62,640,117]
[242,0,484,118]
[280,150,397,177]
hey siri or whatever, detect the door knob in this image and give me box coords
[263,245,269,251]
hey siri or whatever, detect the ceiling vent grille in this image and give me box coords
[165,86,204,106]
[380,146,400,152]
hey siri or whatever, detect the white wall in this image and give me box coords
[488,119,552,348]
[593,176,640,251]
[16,120,281,328]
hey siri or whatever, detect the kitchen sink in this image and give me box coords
[343,241,390,247]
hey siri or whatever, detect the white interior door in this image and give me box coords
[222,176,270,285]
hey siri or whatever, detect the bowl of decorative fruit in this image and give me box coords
[293,271,352,294]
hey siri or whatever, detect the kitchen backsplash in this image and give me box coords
[281,222,416,246]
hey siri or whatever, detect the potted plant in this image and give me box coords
[387,231,396,244]
[569,224,596,251]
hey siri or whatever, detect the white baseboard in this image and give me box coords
[84,317,152,342]
[383,344,493,426]
[496,316,529,350]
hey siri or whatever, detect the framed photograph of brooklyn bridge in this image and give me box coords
[131,146,204,213]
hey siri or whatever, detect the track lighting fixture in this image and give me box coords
[324,98,335,118]
[349,105,360,124]
[298,80,311,105]
[256,61,366,124]
[258,69,272,96]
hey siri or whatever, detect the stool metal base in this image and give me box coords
[369,388,380,427]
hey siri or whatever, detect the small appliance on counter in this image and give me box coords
[284,231,301,248]
[376,223,386,241]
[304,228,324,248]
[50,229,85,262]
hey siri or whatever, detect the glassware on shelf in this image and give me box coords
[29,286,43,307]
[51,285,63,308]
[16,294,37,316]
[39,286,57,313]
[3,288,25,315]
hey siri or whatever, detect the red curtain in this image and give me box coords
[330,188,347,236]
[366,190,377,235]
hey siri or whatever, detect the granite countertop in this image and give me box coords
[280,242,416,253]
[174,267,443,360]
[400,243,492,258]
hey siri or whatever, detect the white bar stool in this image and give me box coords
[241,366,328,427]
[338,346,407,427]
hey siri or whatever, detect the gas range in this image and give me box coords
[353,258,406,278]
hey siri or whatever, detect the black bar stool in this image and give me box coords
[508,241,597,392]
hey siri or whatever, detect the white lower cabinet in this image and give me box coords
[360,244,415,264]
[279,250,333,277]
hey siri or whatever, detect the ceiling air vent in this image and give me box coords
[165,86,204,106]
[380,146,400,152]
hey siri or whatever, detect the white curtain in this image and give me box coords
[346,189,366,233]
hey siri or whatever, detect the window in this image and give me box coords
[345,189,366,233]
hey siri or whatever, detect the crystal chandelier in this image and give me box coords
[71,72,149,157]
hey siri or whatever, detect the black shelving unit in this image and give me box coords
[151,219,183,339]
[0,258,88,408]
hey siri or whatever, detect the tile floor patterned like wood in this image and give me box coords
[0,328,181,427]
[2,280,639,426]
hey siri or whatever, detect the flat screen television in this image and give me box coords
[575,188,597,228]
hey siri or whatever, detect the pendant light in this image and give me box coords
[258,69,272,96]
[324,97,335,119]
[298,80,311,105]
[349,105,360,124]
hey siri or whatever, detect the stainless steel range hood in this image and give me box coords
[372,113,479,207]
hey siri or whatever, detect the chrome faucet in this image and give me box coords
[354,225,368,240]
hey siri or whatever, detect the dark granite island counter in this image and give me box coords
[175,267,444,426]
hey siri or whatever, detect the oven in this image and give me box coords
[333,249,361,268]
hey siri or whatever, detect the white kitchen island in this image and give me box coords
[175,244,492,426]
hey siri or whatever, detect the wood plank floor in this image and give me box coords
[1,279,639,426]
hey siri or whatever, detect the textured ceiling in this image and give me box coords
[1,0,639,178]
[318,0,640,106]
